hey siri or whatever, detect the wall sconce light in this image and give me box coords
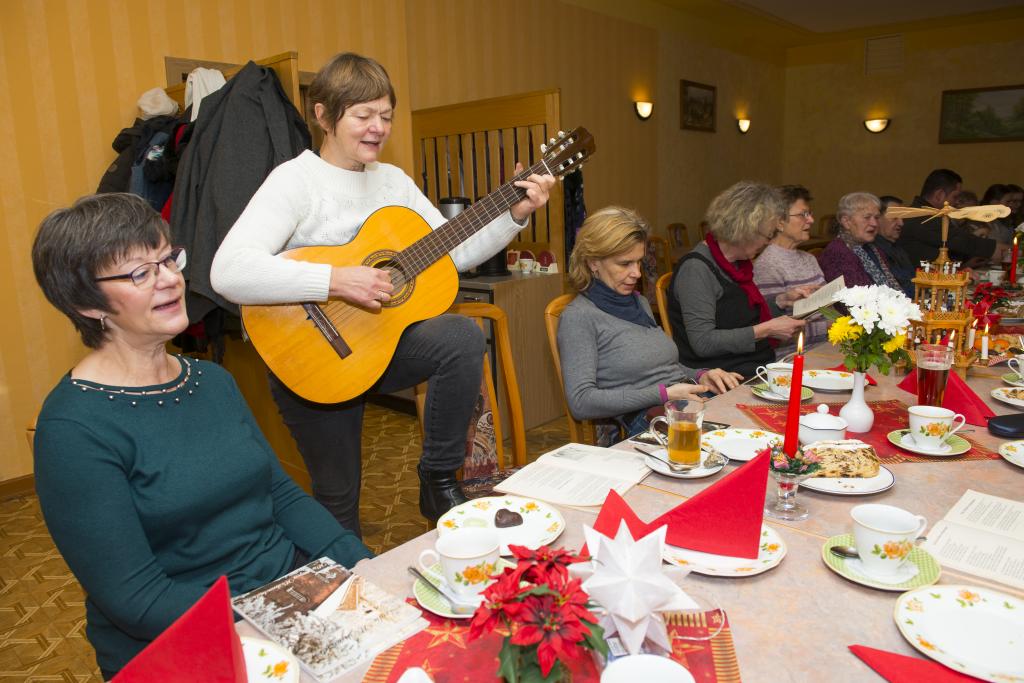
[863,118,890,133]
[737,118,751,133]
[634,101,653,120]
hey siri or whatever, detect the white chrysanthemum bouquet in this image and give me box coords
[824,285,922,374]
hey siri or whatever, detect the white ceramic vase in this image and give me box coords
[839,371,874,433]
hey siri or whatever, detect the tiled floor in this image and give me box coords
[0,404,569,681]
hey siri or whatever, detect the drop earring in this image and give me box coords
[99,315,106,331]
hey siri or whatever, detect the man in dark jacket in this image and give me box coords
[896,168,1004,268]
[875,195,915,297]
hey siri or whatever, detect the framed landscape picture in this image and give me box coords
[680,80,716,132]
[939,84,1024,143]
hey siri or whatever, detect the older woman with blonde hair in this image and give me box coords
[667,181,809,378]
[558,206,741,444]
[819,192,902,290]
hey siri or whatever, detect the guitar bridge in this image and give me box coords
[303,303,352,359]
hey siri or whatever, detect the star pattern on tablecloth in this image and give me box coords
[423,621,469,649]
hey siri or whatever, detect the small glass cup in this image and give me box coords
[915,344,953,407]
[648,400,704,471]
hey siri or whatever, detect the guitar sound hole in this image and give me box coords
[369,256,412,306]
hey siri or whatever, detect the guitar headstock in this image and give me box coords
[538,127,595,178]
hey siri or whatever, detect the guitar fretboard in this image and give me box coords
[390,159,550,285]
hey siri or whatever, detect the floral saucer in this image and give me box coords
[241,637,299,683]
[821,534,939,592]
[1000,372,1024,387]
[700,428,782,463]
[997,440,1024,469]
[642,449,725,479]
[412,559,514,620]
[662,524,786,577]
[751,383,813,402]
[437,496,565,555]
[887,429,970,457]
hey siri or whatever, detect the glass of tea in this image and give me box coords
[648,400,705,471]
[915,344,953,407]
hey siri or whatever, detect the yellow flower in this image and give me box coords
[882,333,906,353]
[828,317,864,345]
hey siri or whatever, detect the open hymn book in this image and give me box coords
[495,442,651,507]
[232,558,426,682]
[923,490,1024,591]
[793,275,845,319]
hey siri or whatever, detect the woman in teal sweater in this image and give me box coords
[31,193,371,679]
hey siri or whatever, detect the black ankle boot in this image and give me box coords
[417,464,468,522]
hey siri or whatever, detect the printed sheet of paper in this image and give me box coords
[495,443,650,507]
[923,490,1024,591]
[793,276,845,319]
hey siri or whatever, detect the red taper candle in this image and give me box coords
[1010,234,1019,286]
[783,332,805,456]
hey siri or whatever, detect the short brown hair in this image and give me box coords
[705,181,786,244]
[32,193,169,349]
[567,206,648,292]
[309,52,396,132]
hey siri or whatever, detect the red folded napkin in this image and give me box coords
[828,364,877,384]
[896,370,995,427]
[113,576,246,683]
[592,449,770,559]
[849,644,983,682]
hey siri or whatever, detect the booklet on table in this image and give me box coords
[231,558,426,681]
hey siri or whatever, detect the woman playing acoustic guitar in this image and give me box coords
[211,52,554,535]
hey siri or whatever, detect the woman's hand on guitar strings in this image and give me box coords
[329,265,393,310]
[509,162,556,223]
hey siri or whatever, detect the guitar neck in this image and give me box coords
[397,159,550,279]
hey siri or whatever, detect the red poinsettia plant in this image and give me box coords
[972,282,1010,308]
[468,545,607,682]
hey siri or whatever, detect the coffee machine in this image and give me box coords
[440,196,510,277]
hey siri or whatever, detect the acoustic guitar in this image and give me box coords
[240,127,595,404]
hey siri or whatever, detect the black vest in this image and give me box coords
[668,252,775,378]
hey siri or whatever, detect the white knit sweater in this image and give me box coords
[211,150,523,304]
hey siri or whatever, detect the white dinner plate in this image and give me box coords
[751,383,813,402]
[802,369,855,392]
[801,465,895,495]
[437,496,565,555]
[601,654,694,682]
[895,585,1024,682]
[997,440,1024,469]
[991,387,1024,408]
[241,636,300,683]
[662,524,786,576]
[1001,372,1024,387]
[700,428,781,462]
[886,430,970,457]
[642,450,726,479]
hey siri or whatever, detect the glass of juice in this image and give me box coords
[915,344,953,407]
[648,400,704,471]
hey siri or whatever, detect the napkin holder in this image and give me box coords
[987,413,1024,438]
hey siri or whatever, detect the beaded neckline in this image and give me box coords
[69,355,203,407]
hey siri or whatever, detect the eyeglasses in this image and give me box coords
[788,210,813,219]
[95,247,187,288]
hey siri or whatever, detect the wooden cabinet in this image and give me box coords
[457,272,564,432]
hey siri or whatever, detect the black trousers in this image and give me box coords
[268,314,485,537]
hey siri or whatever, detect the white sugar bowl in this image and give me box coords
[798,404,848,445]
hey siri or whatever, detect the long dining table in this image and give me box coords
[239,343,1024,682]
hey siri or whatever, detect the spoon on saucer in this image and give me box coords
[407,567,478,615]
[831,536,927,561]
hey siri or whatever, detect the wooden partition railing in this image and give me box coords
[411,90,565,274]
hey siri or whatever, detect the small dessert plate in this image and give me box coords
[751,383,813,402]
[241,636,300,683]
[992,386,1024,408]
[663,525,786,577]
[998,440,1024,469]
[802,369,855,392]
[887,430,970,457]
[821,534,940,592]
[1001,372,1024,387]
[701,428,782,463]
[437,496,565,555]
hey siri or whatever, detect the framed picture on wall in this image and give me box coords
[939,84,1024,144]
[680,80,716,132]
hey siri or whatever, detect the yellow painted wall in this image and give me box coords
[406,0,660,234]
[0,0,410,482]
[783,18,1024,215]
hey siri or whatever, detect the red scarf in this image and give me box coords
[705,232,772,325]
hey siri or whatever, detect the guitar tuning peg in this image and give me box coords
[557,130,565,137]
[549,137,556,145]
[540,143,548,153]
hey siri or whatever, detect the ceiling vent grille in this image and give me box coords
[864,34,903,74]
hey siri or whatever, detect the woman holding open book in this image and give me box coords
[557,206,742,445]
[31,194,372,679]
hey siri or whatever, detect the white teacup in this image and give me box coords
[755,362,794,398]
[417,528,500,599]
[851,504,927,577]
[988,269,1006,285]
[1009,357,1024,380]
[518,258,536,273]
[908,405,966,451]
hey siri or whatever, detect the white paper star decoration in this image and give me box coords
[574,521,698,656]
